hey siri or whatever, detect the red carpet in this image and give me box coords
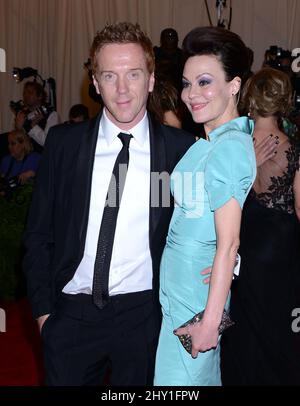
[0,298,44,386]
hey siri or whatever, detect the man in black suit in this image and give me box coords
[23,22,194,386]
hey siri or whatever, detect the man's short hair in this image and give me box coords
[90,22,155,74]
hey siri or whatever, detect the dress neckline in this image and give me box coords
[206,116,254,142]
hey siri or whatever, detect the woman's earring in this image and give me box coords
[233,90,241,106]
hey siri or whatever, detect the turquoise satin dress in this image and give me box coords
[154,117,256,386]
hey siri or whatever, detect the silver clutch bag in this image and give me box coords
[177,310,235,354]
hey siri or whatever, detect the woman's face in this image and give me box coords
[8,134,25,161]
[181,54,239,132]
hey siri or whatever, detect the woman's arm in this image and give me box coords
[202,198,241,326]
[175,198,242,358]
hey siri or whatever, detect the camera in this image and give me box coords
[10,100,53,132]
[10,100,52,119]
[0,176,19,198]
[27,105,52,121]
[10,100,25,114]
[10,99,53,130]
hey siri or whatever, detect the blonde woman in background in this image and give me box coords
[0,129,40,189]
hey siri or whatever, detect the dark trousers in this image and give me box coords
[41,290,160,386]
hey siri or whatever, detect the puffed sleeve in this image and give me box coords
[204,138,255,211]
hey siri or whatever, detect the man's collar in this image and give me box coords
[100,109,148,146]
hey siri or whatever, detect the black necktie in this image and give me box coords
[92,132,132,309]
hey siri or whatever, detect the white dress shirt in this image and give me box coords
[28,111,60,146]
[63,109,152,295]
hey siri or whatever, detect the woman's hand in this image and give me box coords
[174,318,219,358]
[254,134,278,167]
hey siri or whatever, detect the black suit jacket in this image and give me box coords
[23,112,194,319]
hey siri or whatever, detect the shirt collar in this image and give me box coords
[100,108,149,146]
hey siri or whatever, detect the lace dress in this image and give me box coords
[221,139,300,385]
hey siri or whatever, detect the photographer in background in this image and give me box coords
[14,81,59,150]
[0,129,40,198]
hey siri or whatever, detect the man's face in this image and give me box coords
[93,43,155,130]
[23,85,41,108]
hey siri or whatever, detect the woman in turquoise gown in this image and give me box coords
[154,27,257,386]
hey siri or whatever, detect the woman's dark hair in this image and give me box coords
[182,27,250,85]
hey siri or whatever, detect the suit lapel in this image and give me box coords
[73,112,102,251]
[149,115,168,241]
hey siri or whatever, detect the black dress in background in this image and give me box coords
[221,139,300,385]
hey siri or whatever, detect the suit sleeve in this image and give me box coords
[23,127,57,318]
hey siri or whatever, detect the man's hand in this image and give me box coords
[254,134,278,167]
[201,255,240,284]
[37,314,50,333]
[30,112,44,128]
[201,267,212,284]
